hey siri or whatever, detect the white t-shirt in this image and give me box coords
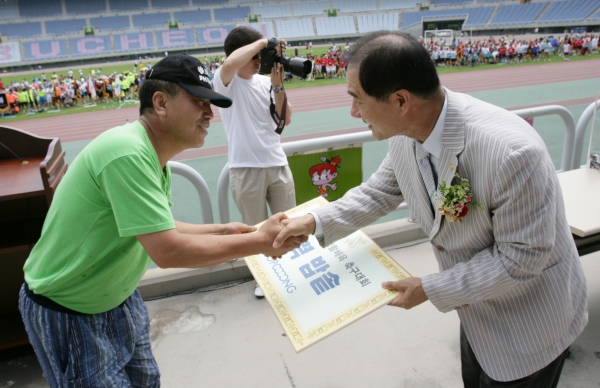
[213,68,288,168]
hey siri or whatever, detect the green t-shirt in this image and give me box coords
[24,121,175,314]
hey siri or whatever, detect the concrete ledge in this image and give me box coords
[139,259,252,300]
[138,218,429,300]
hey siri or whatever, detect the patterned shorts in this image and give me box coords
[19,285,160,388]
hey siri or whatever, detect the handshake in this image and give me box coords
[241,212,317,259]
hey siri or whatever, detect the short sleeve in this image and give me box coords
[97,155,175,237]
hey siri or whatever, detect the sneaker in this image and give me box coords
[254,284,264,298]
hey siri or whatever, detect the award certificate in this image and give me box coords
[245,197,411,352]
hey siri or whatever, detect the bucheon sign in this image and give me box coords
[70,36,112,56]
[23,39,68,60]
[15,26,239,60]
[0,42,21,63]
[155,29,195,48]
[114,32,154,52]
[196,25,233,44]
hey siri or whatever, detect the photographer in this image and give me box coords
[214,27,295,298]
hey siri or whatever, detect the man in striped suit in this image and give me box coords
[273,31,588,387]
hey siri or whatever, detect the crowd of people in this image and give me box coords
[0,67,148,116]
[424,33,599,67]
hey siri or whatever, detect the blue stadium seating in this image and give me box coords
[402,8,473,28]
[357,13,399,33]
[174,9,213,24]
[275,19,315,39]
[0,22,43,38]
[152,0,190,8]
[254,4,292,18]
[293,1,329,16]
[45,19,87,35]
[132,13,170,28]
[18,0,63,18]
[590,7,600,20]
[538,0,600,23]
[192,0,229,5]
[213,6,251,22]
[431,0,475,6]
[463,6,495,27]
[315,16,356,36]
[379,0,419,10]
[489,2,548,25]
[65,0,107,15]
[90,16,131,31]
[109,0,150,12]
[332,0,377,13]
[0,2,17,21]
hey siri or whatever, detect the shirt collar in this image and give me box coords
[421,91,448,159]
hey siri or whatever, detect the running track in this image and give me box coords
[9,59,600,161]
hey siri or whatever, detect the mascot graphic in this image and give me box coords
[309,155,341,197]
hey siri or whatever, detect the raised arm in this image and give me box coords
[219,38,268,87]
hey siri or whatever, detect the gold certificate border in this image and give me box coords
[246,230,411,353]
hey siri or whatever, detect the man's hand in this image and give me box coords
[272,214,316,249]
[382,277,429,309]
[271,62,284,87]
[221,222,256,235]
[258,213,308,258]
[274,38,287,55]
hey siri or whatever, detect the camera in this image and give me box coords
[259,38,312,79]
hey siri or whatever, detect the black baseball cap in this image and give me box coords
[146,54,232,108]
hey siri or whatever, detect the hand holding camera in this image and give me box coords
[259,37,312,79]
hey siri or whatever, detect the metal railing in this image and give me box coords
[572,100,600,169]
[168,160,214,224]
[510,105,576,172]
[171,104,581,224]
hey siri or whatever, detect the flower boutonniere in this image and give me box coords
[435,174,483,222]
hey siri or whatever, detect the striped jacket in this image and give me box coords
[314,88,588,382]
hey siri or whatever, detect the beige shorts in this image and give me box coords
[230,165,296,226]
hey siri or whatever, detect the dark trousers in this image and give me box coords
[460,326,569,388]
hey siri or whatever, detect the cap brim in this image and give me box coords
[179,83,232,108]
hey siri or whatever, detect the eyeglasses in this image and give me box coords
[251,53,261,60]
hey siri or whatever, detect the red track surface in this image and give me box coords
[10,59,600,148]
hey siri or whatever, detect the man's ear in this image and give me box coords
[392,89,411,115]
[152,91,169,117]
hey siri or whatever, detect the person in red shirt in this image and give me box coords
[326,57,336,78]
[508,45,515,63]
[314,56,322,78]
[0,79,4,90]
[339,58,347,77]
[498,44,507,62]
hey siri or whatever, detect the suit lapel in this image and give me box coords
[430,90,466,238]
[405,139,435,231]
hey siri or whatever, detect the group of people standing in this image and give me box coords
[1,67,146,115]
[426,33,599,67]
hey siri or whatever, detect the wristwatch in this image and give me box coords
[273,86,284,93]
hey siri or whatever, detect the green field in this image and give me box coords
[1,47,598,123]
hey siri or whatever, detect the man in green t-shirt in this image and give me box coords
[20,54,305,388]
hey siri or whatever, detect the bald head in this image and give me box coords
[347,31,441,102]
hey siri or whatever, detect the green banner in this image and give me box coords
[84,26,95,36]
[248,14,258,22]
[327,8,337,17]
[168,20,179,29]
[288,146,362,205]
